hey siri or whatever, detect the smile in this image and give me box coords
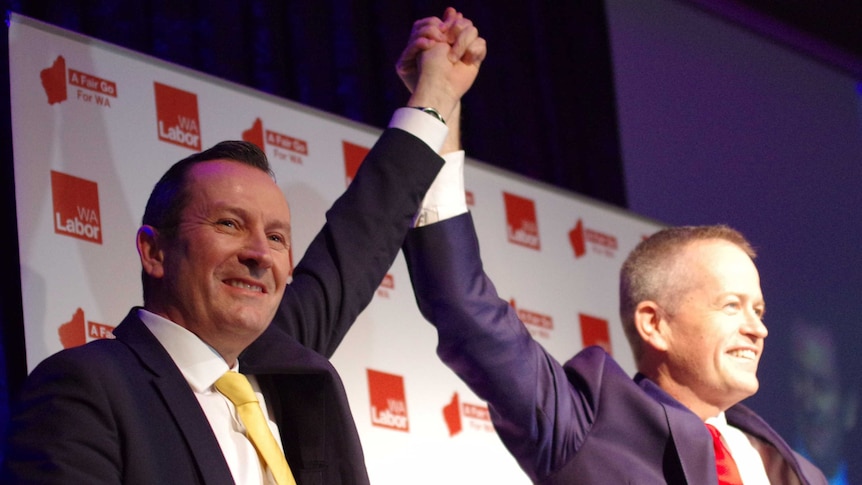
[728,349,756,360]
[226,279,265,293]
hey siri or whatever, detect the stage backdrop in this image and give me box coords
[8,14,662,484]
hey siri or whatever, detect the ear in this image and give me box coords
[634,300,670,352]
[137,225,165,279]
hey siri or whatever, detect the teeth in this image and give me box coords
[729,349,755,360]
[228,280,262,292]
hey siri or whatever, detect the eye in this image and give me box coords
[723,301,740,312]
[217,219,237,228]
[268,233,289,248]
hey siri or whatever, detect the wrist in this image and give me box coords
[408,106,446,124]
[408,81,458,121]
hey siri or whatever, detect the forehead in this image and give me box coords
[680,239,761,290]
[187,158,271,185]
[184,159,289,215]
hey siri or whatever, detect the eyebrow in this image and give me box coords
[213,205,290,234]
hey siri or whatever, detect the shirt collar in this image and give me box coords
[705,411,729,430]
[138,308,234,392]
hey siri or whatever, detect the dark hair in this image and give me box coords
[141,140,273,239]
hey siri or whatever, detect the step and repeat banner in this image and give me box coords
[8,14,662,484]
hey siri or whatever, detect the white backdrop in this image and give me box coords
[9,14,663,484]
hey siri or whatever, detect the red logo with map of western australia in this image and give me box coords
[58,308,115,349]
[40,55,118,107]
[51,170,102,244]
[503,192,540,250]
[569,218,618,259]
[40,56,68,105]
[154,82,201,151]
[367,369,409,432]
[442,392,493,436]
[242,118,308,164]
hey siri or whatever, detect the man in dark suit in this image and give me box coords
[404,214,827,484]
[1,9,485,484]
[400,17,825,478]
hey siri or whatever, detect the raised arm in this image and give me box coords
[269,8,485,357]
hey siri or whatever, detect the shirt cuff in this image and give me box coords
[414,150,468,227]
[389,107,448,153]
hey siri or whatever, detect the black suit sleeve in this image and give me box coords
[271,127,444,357]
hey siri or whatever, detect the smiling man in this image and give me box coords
[137,157,294,368]
[2,8,486,483]
[404,213,827,484]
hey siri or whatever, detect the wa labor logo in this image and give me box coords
[51,170,103,244]
[503,192,541,250]
[154,82,201,151]
[367,369,409,432]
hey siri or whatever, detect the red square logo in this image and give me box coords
[579,313,611,355]
[154,82,201,150]
[503,192,540,250]
[367,369,409,432]
[51,170,102,244]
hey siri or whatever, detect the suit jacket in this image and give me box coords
[403,213,826,485]
[2,128,444,485]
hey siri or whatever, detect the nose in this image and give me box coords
[743,311,768,340]
[238,231,274,270]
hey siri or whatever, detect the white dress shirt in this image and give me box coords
[140,308,280,484]
[137,108,454,484]
[706,412,771,484]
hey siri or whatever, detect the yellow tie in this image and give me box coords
[215,371,297,485]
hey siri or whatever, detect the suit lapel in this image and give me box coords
[727,404,814,484]
[113,310,235,485]
[637,374,717,485]
[241,324,337,483]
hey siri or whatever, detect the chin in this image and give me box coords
[723,375,759,399]
[735,381,759,399]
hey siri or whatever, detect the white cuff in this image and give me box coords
[414,150,468,227]
[389,107,448,153]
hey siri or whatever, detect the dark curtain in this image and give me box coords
[0,0,625,462]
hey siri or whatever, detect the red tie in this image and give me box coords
[705,423,743,485]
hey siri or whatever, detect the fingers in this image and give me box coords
[441,9,484,65]
[403,9,482,66]
[449,25,481,64]
[396,15,450,90]
[397,36,437,71]
[409,15,448,45]
[439,7,459,33]
[461,36,487,66]
[397,8,485,102]
[397,14,449,69]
